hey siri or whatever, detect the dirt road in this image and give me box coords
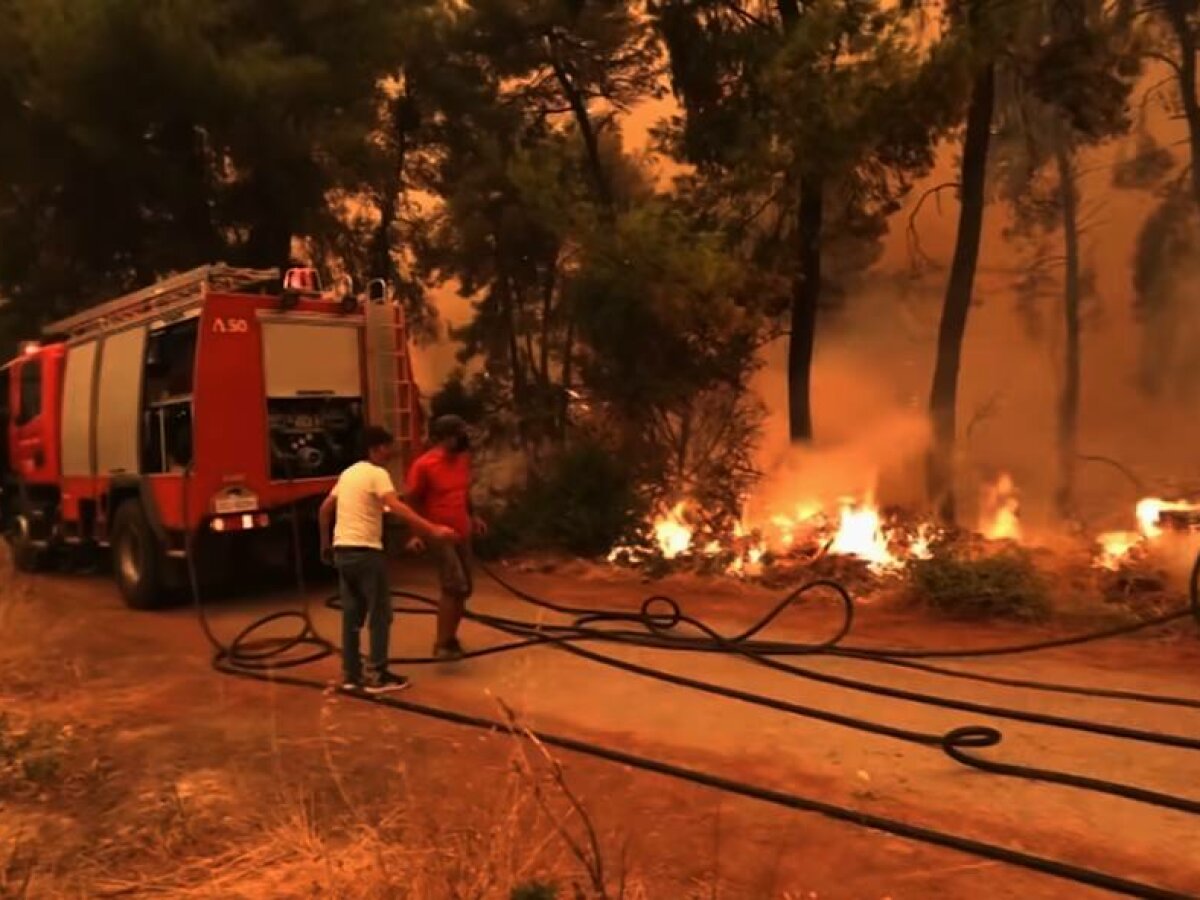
[1,553,1198,898]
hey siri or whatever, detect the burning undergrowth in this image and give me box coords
[1091,497,1200,619]
[605,474,1200,624]
[608,493,956,594]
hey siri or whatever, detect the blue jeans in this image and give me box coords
[334,548,392,683]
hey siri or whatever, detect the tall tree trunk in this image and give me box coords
[926,62,995,524]
[501,274,529,429]
[539,256,558,385]
[547,44,613,213]
[677,405,693,484]
[370,90,413,281]
[1165,0,1200,210]
[558,313,575,442]
[775,0,823,444]
[788,177,824,443]
[371,190,399,281]
[1055,145,1082,519]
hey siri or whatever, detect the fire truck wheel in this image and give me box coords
[9,514,46,573]
[111,502,165,610]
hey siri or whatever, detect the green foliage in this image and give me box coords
[653,0,958,287]
[568,198,767,512]
[571,200,759,412]
[429,370,488,426]
[909,550,1050,622]
[651,0,960,440]
[0,0,422,327]
[1112,130,1175,191]
[510,882,558,900]
[478,436,645,559]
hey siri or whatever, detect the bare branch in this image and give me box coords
[716,0,772,29]
[1077,453,1146,493]
[1139,75,1179,112]
[965,392,1004,444]
[906,182,960,272]
[1142,49,1184,75]
[494,696,610,898]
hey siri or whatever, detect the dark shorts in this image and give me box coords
[436,540,473,600]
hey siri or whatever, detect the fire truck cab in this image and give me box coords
[0,265,423,608]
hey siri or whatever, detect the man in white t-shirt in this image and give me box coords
[318,426,456,693]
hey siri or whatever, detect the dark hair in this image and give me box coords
[430,414,468,441]
[362,425,394,453]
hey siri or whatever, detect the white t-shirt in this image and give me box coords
[330,461,396,550]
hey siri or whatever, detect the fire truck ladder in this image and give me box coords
[43,264,280,340]
[364,283,420,482]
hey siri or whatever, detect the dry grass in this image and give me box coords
[0,689,649,900]
[0,547,652,900]
[74,739,648,900]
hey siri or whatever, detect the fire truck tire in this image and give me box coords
[111,502,165,610]
[9,514,47,573]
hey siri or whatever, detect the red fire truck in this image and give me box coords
[0,264,424,608]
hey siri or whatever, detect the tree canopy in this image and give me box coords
[0,0,1188,540]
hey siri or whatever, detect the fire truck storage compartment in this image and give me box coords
[17,357,42,428]
[142,317,197,474]
[261,319,364,480]
[61,341,98,479]
[95,326,147,478]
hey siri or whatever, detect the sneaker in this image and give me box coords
[340,680,363,693]
[363,672,411,694]
[433,641,464,661]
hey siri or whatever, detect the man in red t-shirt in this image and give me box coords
[404,415,487,660]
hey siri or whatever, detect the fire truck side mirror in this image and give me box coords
[367,279,389,305]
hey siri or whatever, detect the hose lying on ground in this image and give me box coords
[185,507,1200,898]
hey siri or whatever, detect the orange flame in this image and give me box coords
[828,496,900,573]
[1095,531,1141,571]
[616,488,949,578]
[1092,497,1199,570]
[1135,498,1200,540]
[652,502,693,560]
[980,473,1021,541]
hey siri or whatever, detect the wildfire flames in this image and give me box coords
[979,473,1022,541]
[612,486,964,578]
[652,503,693,560]
[608,470,1195,581]
[1095,497,1200,571]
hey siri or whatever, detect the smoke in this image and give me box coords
[1150,531,1200,593]
[420,64,1200,539]
[742,108,1200,537]
[749,336,932,521]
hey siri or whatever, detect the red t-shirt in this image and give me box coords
[405,447,472,539]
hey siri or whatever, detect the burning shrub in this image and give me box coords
[909,548,1050,622]
[478,437,646,559]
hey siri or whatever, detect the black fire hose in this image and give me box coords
[365,576,1200,816]
[183,491,1200,898]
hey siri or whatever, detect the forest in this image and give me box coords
[1,0,1198,561]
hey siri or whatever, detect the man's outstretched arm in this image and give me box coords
[382,492,456,542]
